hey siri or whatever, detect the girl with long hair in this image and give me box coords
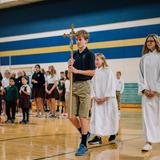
[139,34,160,151]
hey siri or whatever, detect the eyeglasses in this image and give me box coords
[76,38,82,41]
[146,40,155,43]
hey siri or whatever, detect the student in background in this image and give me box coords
[15,71,23,92]
[89,53,119,145]
[0,81,4,122]
[0,72,2,82]
[115,71,124,110]
[45,65,59,118]
[2,70,10,88]
[32,64,45,117]
[10,72,16,79]
[64,70,70,117]
[138,34,160,152]
[15,71,23,113]
[4,77,18,123]
[19,76,31,124]
[1,70,10,116]
[57,72,66,114]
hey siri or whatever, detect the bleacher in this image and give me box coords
[121,83,141,108]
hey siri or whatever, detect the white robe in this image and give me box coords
[90,67,119,136]
[138,50,160,143]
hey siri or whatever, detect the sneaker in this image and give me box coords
[109,135,116,144]
[142,143,152,152]
[88,136,102,145]
[75,144,88,156]
[49,113,57,118]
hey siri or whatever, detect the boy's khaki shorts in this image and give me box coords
[72,80,91,118]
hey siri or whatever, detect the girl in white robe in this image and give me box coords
[89,53,119,145]
[138,34,160,152]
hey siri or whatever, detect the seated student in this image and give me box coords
[19,76,31,124]
[89,53,119,145]
[4,77,19,123]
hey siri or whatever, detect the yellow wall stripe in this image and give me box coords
[0,38,145,57]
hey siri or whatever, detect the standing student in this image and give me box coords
[68,30,95,156]
[32,64,45,117]
[2,70,10,88]
[1,70,10,116]
[89,53,119,145]
[57,72,66,114]
[64,70,70,117]
[116,71,124,110]
[15,71,23,92]
[138,34,160,152]
[0,81,4,122]
[15,71,23,113]
[0,72,2,82]
[4,77,19,123]
[19,76,31,124]
[45,65,59,118]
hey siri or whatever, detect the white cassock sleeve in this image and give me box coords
[156,63,160,94]
[104,69,116,97]
[138,58,147,95]
[91,77,96,98]
[120,80,124,94]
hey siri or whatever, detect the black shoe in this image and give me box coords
[5,119,12,123]
[108,135,116,144]
[56,106,60,112]
[88,136,102,145]
[25,120,29,124]
[19,120,25,124]
[11,119,15,123]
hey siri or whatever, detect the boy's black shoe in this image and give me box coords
[88,136,102,145]
[108,135,116,144]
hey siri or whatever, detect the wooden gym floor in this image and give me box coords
[0,108,160,160]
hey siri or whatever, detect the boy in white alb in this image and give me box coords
[116,71,124,110]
